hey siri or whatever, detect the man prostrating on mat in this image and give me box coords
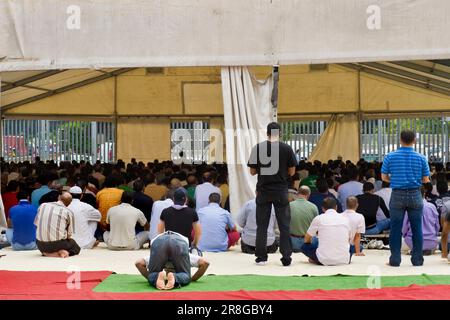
[141,231,196,290]
[248,122,297,266]
[134,250,210,285]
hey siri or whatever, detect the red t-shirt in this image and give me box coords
[2,192,18,219]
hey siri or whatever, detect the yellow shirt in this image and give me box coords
[96,188,124,223]
[144,184,169,202]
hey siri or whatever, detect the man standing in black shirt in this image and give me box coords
[248,122,297,266]
[356,182,390,235]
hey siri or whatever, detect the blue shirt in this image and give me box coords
[9,200,38,245]
[338,181,363,211]
[381,147,430,189]
[309,192,343,214]
[197,203,235,252]
[31,186,51,207]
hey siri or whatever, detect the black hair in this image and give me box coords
[6,180,20,192]
[316,178,329,193]
[363,182,375,192]
[436,180,449,195]
[266,122,281,137]
[121,191,134,204]
[16,190,29,201]
[208,192,221,204]
[400,130,416,145]
[133,179,145,193]
[322,197,337,211]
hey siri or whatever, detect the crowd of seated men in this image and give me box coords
[1,157,449,289]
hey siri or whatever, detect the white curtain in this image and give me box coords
[0,195,6,230]
[221,67,273,216]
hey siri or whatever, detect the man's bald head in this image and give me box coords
[59,192,73,207]
[298,186,311,199]
[346,196,358,211]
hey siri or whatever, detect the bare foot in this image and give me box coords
[93,241,100,248]
[165,272,175,290]
[58,250,69,258]
[308,258,321,265]
[355,253,365,256]
[43,252,62,258]
[156,271,166,290]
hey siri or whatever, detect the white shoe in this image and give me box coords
[368,240,377,249]
[376,240,384,249]
[255,261,267,266]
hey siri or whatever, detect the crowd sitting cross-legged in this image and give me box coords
[1,128,450,290]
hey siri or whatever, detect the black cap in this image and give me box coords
[173,187,187,205]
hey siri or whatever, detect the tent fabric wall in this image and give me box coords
[117,118,171,163]
[308,114,360,164]
[221,66,273,215]
[2,0,450,71]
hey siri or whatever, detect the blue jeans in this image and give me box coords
[291,236,318,253]
[6,229,37,251]
[365,219,391,235]
[147,232,191,288]
[300,241,321,264]
[350,244,364,255]
[389,189,424,266]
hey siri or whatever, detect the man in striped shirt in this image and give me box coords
[381,130,430,267]
[34,192,80,258]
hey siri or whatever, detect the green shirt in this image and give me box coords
[289,198,319,236]
[300,175,318,193]
[118,185,133,193]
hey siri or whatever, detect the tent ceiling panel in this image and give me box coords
[6,78,115,116]
[2,62,450,117]
[27,69,108,91]
[1,87,45,106]
[360,73,450,112]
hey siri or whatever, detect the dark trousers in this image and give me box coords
[241,238,279,255]
[147,232,191,288]
[36,239,81,256]
[255,191,292,263]
[389,188,424,266]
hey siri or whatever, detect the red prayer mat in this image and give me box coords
[1,271,450,300]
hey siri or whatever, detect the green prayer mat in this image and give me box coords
[93,274,450,293]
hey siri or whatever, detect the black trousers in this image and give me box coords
[255,191,292,262]
[36,239,81,256]
[241,238,279,255]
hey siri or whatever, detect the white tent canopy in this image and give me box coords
[1,0,450,71]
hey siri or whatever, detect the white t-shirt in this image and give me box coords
[341,210,366,245]
[194,182,221,211]
[69,199,101,248]
[307,209,352,266]
[106,203,147,248]
[149,199,174,240]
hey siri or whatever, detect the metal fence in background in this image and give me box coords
[170,120,210,163]
[2,119,115,163]
[281,121,327,160]
[361,117,450,163]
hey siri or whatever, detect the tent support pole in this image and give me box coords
[271,65,279,123]
[357,70,362,160]
[113,75,118,162]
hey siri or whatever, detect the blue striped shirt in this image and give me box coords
[381,147,430,189]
